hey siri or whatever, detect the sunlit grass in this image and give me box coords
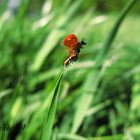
[0,0,140,140]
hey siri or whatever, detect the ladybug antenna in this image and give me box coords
[81,36,86,45]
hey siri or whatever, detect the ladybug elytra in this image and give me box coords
[63,34,86,67]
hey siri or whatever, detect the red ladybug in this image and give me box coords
[63,34,86,67]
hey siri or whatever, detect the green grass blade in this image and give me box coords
[89,134,124,140]
[71,0,138,134]
[0,89,12,99]
[96,0,138,68]
[59,133,87,140]
[41,72,63,140]
[30,30,65,72]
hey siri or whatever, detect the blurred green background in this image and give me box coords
[0,0,140,140]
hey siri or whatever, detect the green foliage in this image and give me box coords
[0,0,140,140]
[42,72,63,140]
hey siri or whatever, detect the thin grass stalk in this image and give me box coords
[71,0,138,134]
[41,72,63,140]
[95,0,138,69]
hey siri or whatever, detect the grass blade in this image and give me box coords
[41,72,63,140]
[71,0,138,134]
[96,0,138,68]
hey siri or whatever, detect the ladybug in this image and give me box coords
[63,34,86,67]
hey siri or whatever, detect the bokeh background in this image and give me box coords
[0,0,140,140]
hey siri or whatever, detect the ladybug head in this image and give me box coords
[63,34,78,47]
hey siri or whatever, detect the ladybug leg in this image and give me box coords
[64,52,74,67]
[64,49,79,67]
[77,39,86,49]
[64,56,71,67]
[64,61,70,67]
[81,38,86,45]
[71,50,78,61]
[81,39,86,46]
[71,49,78,62]
[72,54,78,61]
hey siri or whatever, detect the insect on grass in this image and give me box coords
[63,34,86,67]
